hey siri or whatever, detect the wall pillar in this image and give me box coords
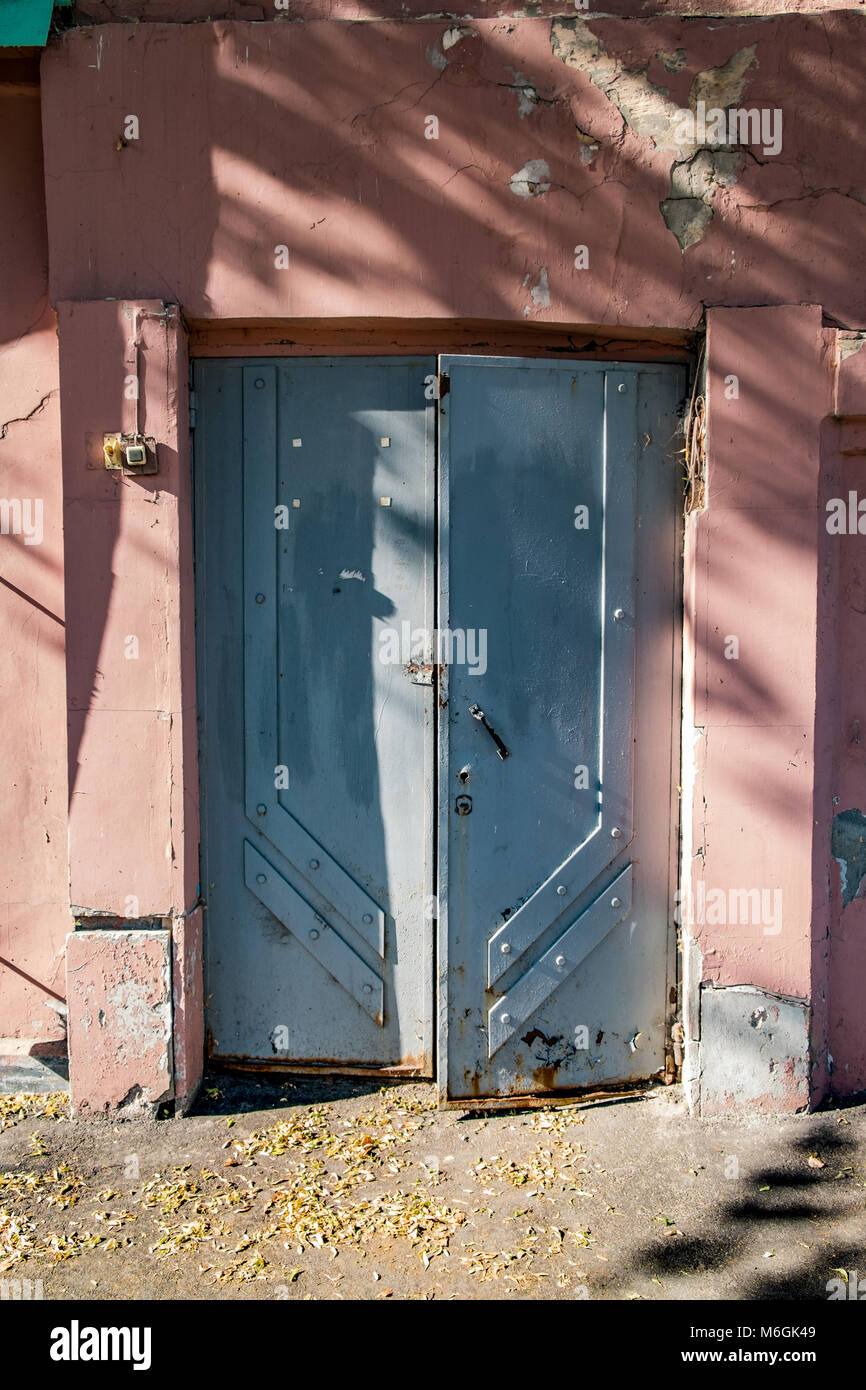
[818,334,866,1098]
[58,299,202,1113]
[683,305,833,1114]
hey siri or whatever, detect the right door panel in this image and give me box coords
[438,357,685,1100]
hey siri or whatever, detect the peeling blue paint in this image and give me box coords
[831,808,866,907]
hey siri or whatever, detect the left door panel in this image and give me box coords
[194,358,436,1070]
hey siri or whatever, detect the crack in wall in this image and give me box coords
[550,18,759,249]
[0,391,56,442]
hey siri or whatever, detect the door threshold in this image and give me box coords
[209,1056,432,1082]
[442,1077,670,1113]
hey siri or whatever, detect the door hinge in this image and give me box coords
[189,389,198,430]
[438,372,450,399]
[404,661,435,685]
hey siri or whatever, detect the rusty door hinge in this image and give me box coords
[404,661,435,685]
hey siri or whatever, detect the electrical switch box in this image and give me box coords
[103,432,158,475]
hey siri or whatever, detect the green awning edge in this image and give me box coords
[0,1,72,49]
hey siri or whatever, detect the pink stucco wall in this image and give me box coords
[70,0,851,18]
[0,62,68,1057]
[58,300,197,920]
[56,298,202,1111]
[40,16,866,330]
[3,6,865,1108]
[816,344,866,1098]
[698,305,828,1004]
[687,306,832,1111]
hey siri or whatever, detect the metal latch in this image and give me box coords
[469,703,510,759]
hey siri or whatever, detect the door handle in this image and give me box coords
[468,704,510,760]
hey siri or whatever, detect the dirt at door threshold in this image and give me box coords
[440,1081,656,1113]
[1,1076,864,1300]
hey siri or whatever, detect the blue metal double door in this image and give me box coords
[195,355,684,1099]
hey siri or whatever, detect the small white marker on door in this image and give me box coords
[380,497,391,507]
[292,498,301,508]
[292,438,302,448]
[380,436,391,447]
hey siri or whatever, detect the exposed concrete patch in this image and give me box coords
[699,985,810,1116]
[659,196,713,251]
[551,18,679,150]
[680,931,703,1114]
[691,45,757,115]
[441,25,475,52]
[839,335,866,361]
[0,1053,68,1094]
[658,48,687,75]
[575,124,600,163]
[661,147,742,249]
[71,910,168,931]
[510,73,540,117]
[527,266,550,308]
[550,19,755,249]
[831,808,866,907]
[66,930,173,1115]
[502,67,551,118]
[669,147,741,200]
[835,335,866,416]
[510,158,550,198]
[171,908,204,1115]
[425,42,447,71]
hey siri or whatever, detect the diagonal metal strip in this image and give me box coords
[487,825,632,988]
[244,841,384,1024]
[242,364,385,958]
[259,802,386,958]
[486,370,637,993]
[488,864,632,1057]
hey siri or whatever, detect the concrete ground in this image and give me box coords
[1,1076,864,1301]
